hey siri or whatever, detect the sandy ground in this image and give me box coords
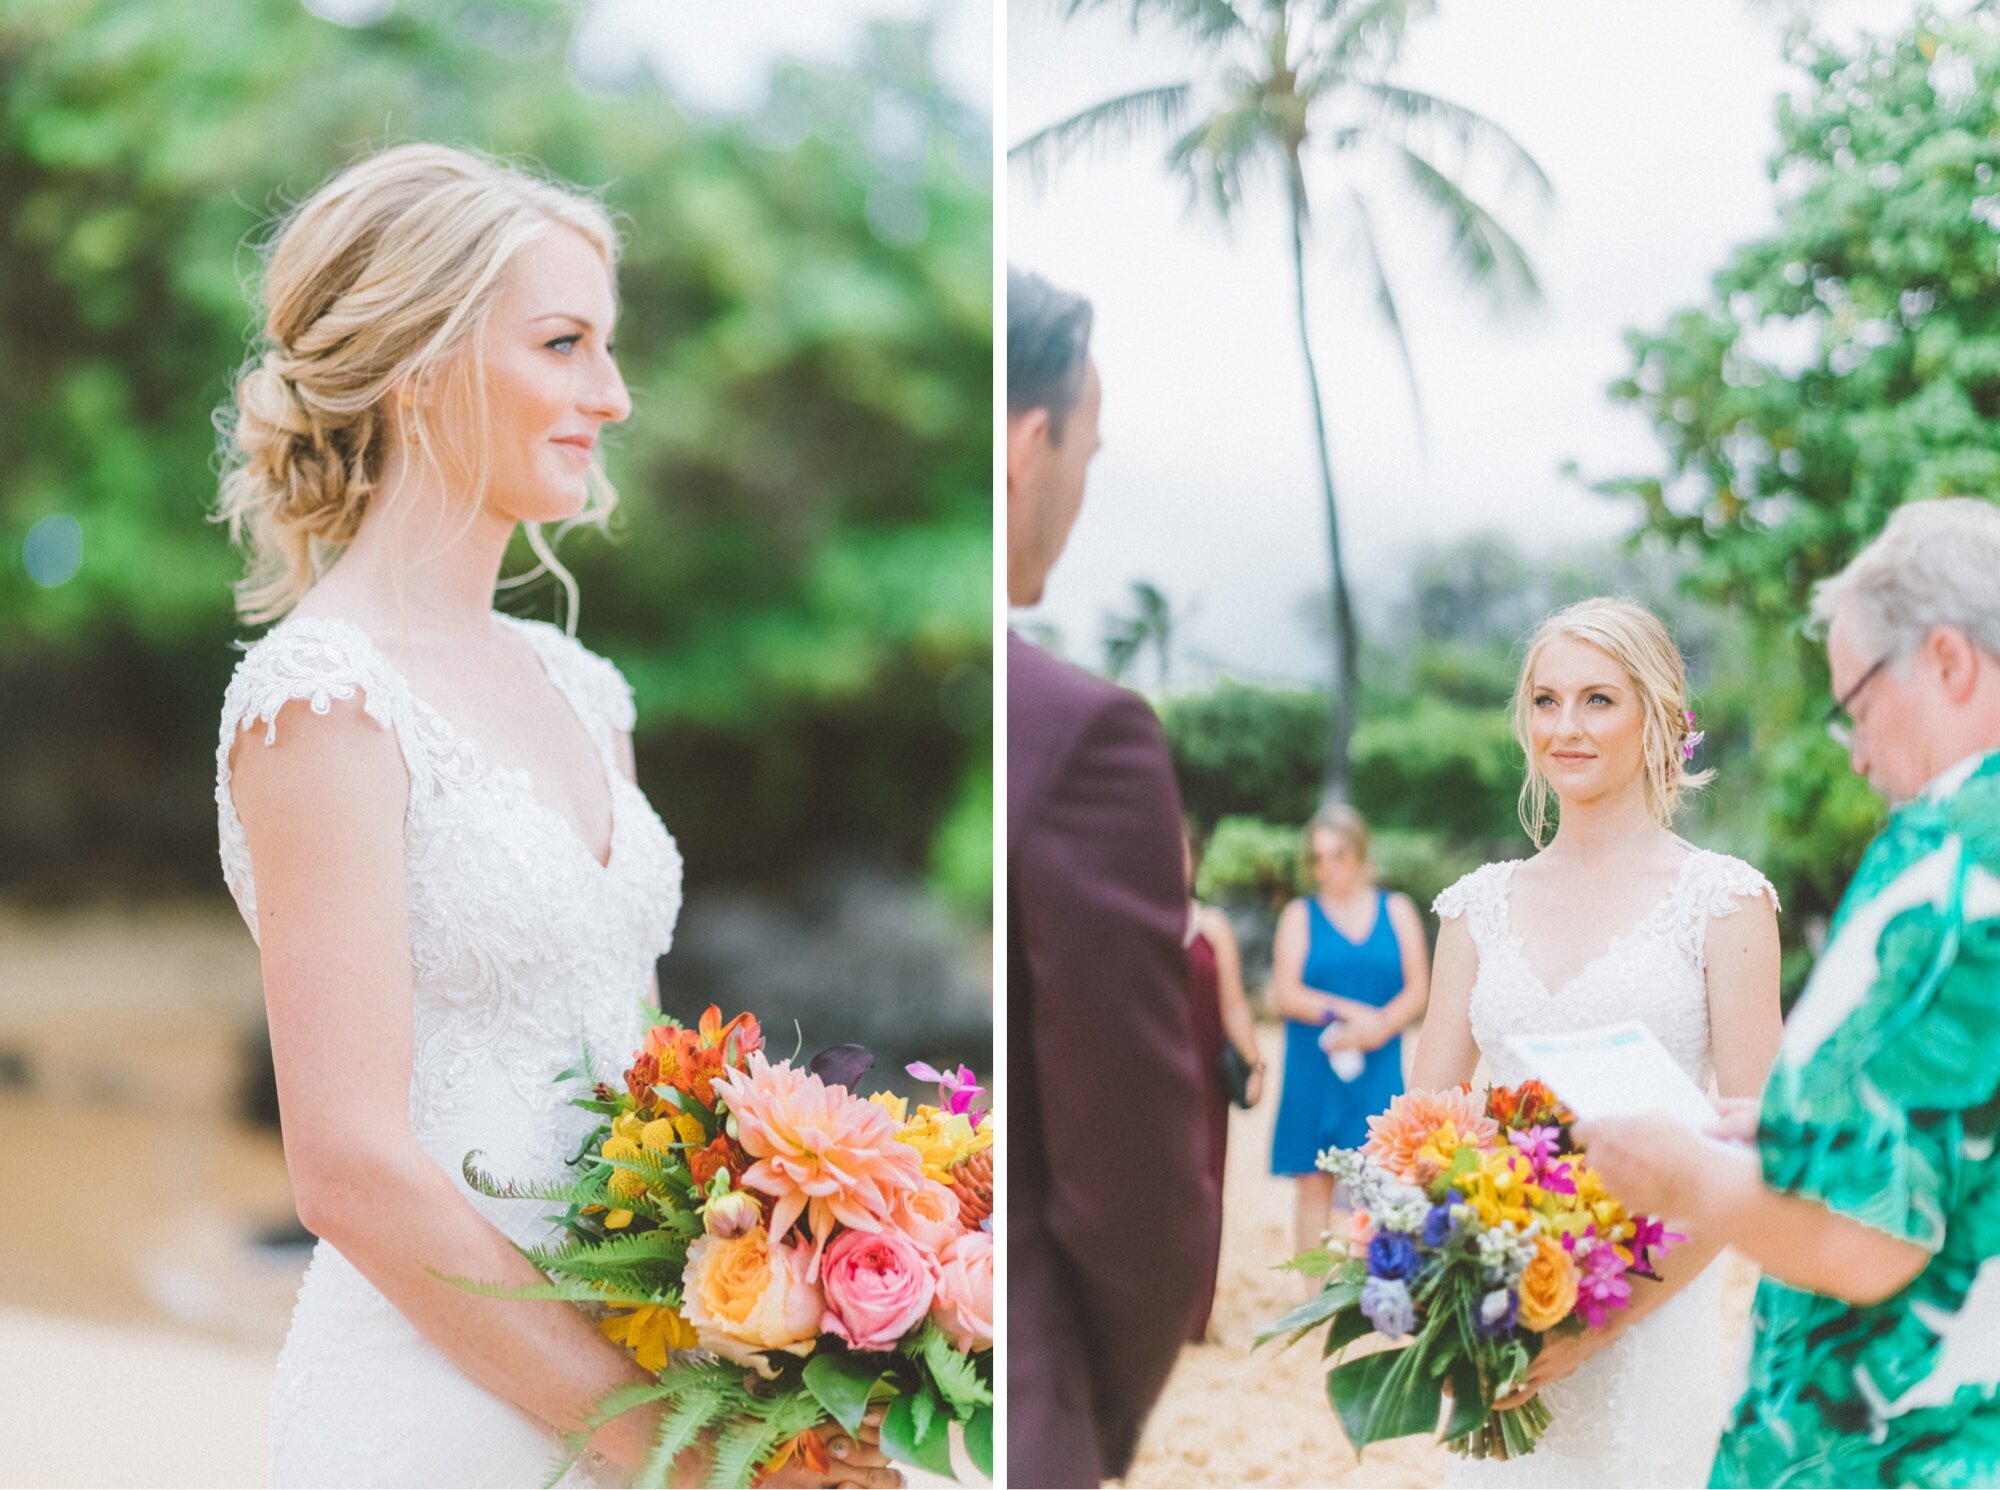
[1119,1026,1759,1489]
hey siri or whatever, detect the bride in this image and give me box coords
[1409,598,1783,1488]
[215,145,897,1488]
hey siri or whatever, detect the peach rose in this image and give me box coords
[1517,1233,1580,1332]
[681,1226,823,1377]
[820,1228,938,1352]
[893,1180,963,1257]
[930,1230,993,1353]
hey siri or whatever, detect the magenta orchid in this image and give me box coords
[1508,1125,1574,1191]
[908,1061,986,1122]
[1573,1239,1632,1327]
[1628,1213,1686,1269]
[1683,708,1706,763]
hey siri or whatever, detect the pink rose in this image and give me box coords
[819,1228,937,1352]
[892,1179,962,1257]
[930,1230,993,1353]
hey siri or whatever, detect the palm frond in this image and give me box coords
[1358,82,1554,201]
[1342,189,1426,440]
[1391,144,1544,306]
[1062,0,1250,42]
[1163,99,1275,216]
[463,1151,607,1208]
[1010,84,1196,190]
[1322,0,1426,65]
[438,1273,657,1307]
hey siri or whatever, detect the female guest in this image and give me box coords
[1182,821,1263,1340]
[1267,807,1430,1260]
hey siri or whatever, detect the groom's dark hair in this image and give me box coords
[1007,267,1093,443]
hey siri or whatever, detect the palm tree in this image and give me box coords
[1012,0,1550,803]
[1102,579,1176,686]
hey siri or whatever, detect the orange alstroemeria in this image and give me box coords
[760,1427,832,1482]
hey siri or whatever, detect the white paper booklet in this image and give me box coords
[1504,1020,1718,1133]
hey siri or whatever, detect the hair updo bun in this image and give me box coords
[214,143,619,623]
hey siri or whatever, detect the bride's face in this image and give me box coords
[450,226,631,525]
[1528,635,1648,807]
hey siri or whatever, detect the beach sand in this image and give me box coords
[1119,1026,1759,1489]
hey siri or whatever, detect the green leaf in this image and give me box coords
[1254,1279,1360,1349]
[914,1321,993,1414]
[964,1405,993,1478]
[1326,1347,1443,1449]
[881,1394,956,1478]
[1443,1355,1489,1440]
[802,1353,887,1435]
[1322,1306,1374,1358]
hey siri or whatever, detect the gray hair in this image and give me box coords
[1811,498,2000,664]
[1007,266,1092,441]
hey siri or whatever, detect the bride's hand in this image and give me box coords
[756,1406,902,1490]
[1491,1327,1607,1411]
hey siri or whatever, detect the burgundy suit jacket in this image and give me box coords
[1006,632,1216,1488]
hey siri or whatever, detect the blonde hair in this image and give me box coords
[215,143,621,625]
[1513,598,1712,846]
[1303,805,1373,873]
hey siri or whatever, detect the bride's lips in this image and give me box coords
[550,434,596,461]
[1549,751,1596,764]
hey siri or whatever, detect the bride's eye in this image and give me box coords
[1533,694,1555,708]
[546,335,580,354]
[1589,692,1613,706]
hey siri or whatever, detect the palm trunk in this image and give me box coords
[1287,176,1359,806]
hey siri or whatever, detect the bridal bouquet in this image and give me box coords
[1257,1081,1680,1462]
[460,1007,994,1487]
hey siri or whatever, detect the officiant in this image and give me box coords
[1578,498,2000,1488]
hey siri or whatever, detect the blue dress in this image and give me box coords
[1269,891,1406,1175]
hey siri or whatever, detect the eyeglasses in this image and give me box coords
[1825,654,1891,749]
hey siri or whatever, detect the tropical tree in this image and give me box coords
[1012,0,1550,802]
[1101,578,1176,685]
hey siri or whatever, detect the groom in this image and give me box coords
[1580,498,2000,1487]
[1005,267,1215,1489]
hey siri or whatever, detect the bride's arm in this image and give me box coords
[1706,888,1784,1101]
[232,696,680,1474]
[1497,886,1785,1407]
[1405,914,1479,1091]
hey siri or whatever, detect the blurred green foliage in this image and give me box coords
[1590,6,2000,971]
[0,0,992,912]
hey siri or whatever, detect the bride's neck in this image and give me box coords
[319,480,515,639]
[1543,786,1668,864]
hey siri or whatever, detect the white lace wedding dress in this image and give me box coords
[216,614,682,1488]
[1431,848,1775,1489]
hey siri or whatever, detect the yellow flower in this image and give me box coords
[897,1107,994,1185]
[599,1304,698,1373]
[674,1111,708,1149]
[869,1091,910,1124]
[612,1111,645,1143]
[604,1209,635,1230]
[609,1167,649,1203]
[602,1135,641,1163]
[1467,1149,1535,1230]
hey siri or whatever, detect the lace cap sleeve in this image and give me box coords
[214,619,406,934]
[1690,851,1781,919]
[218,619,400,748]
[505,618,637,735]
[1432,861,1515,955]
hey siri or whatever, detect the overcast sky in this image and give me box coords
[1008,0,1917,684]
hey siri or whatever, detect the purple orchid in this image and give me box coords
[1683,709,1706,763]
[907,1061,986,1122]
[1628,1214,1686,1269]
[1573,1240,1632,1328]
[1508,1125,1574,1192]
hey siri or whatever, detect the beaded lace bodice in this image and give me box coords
[217,613,681,1488]
[1431,848,1777,1488]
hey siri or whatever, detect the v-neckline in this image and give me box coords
[1314,892,1381,947]
[1500,852,1700,999]
[299,613,620,873]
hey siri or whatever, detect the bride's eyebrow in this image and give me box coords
[528,311,606,332]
